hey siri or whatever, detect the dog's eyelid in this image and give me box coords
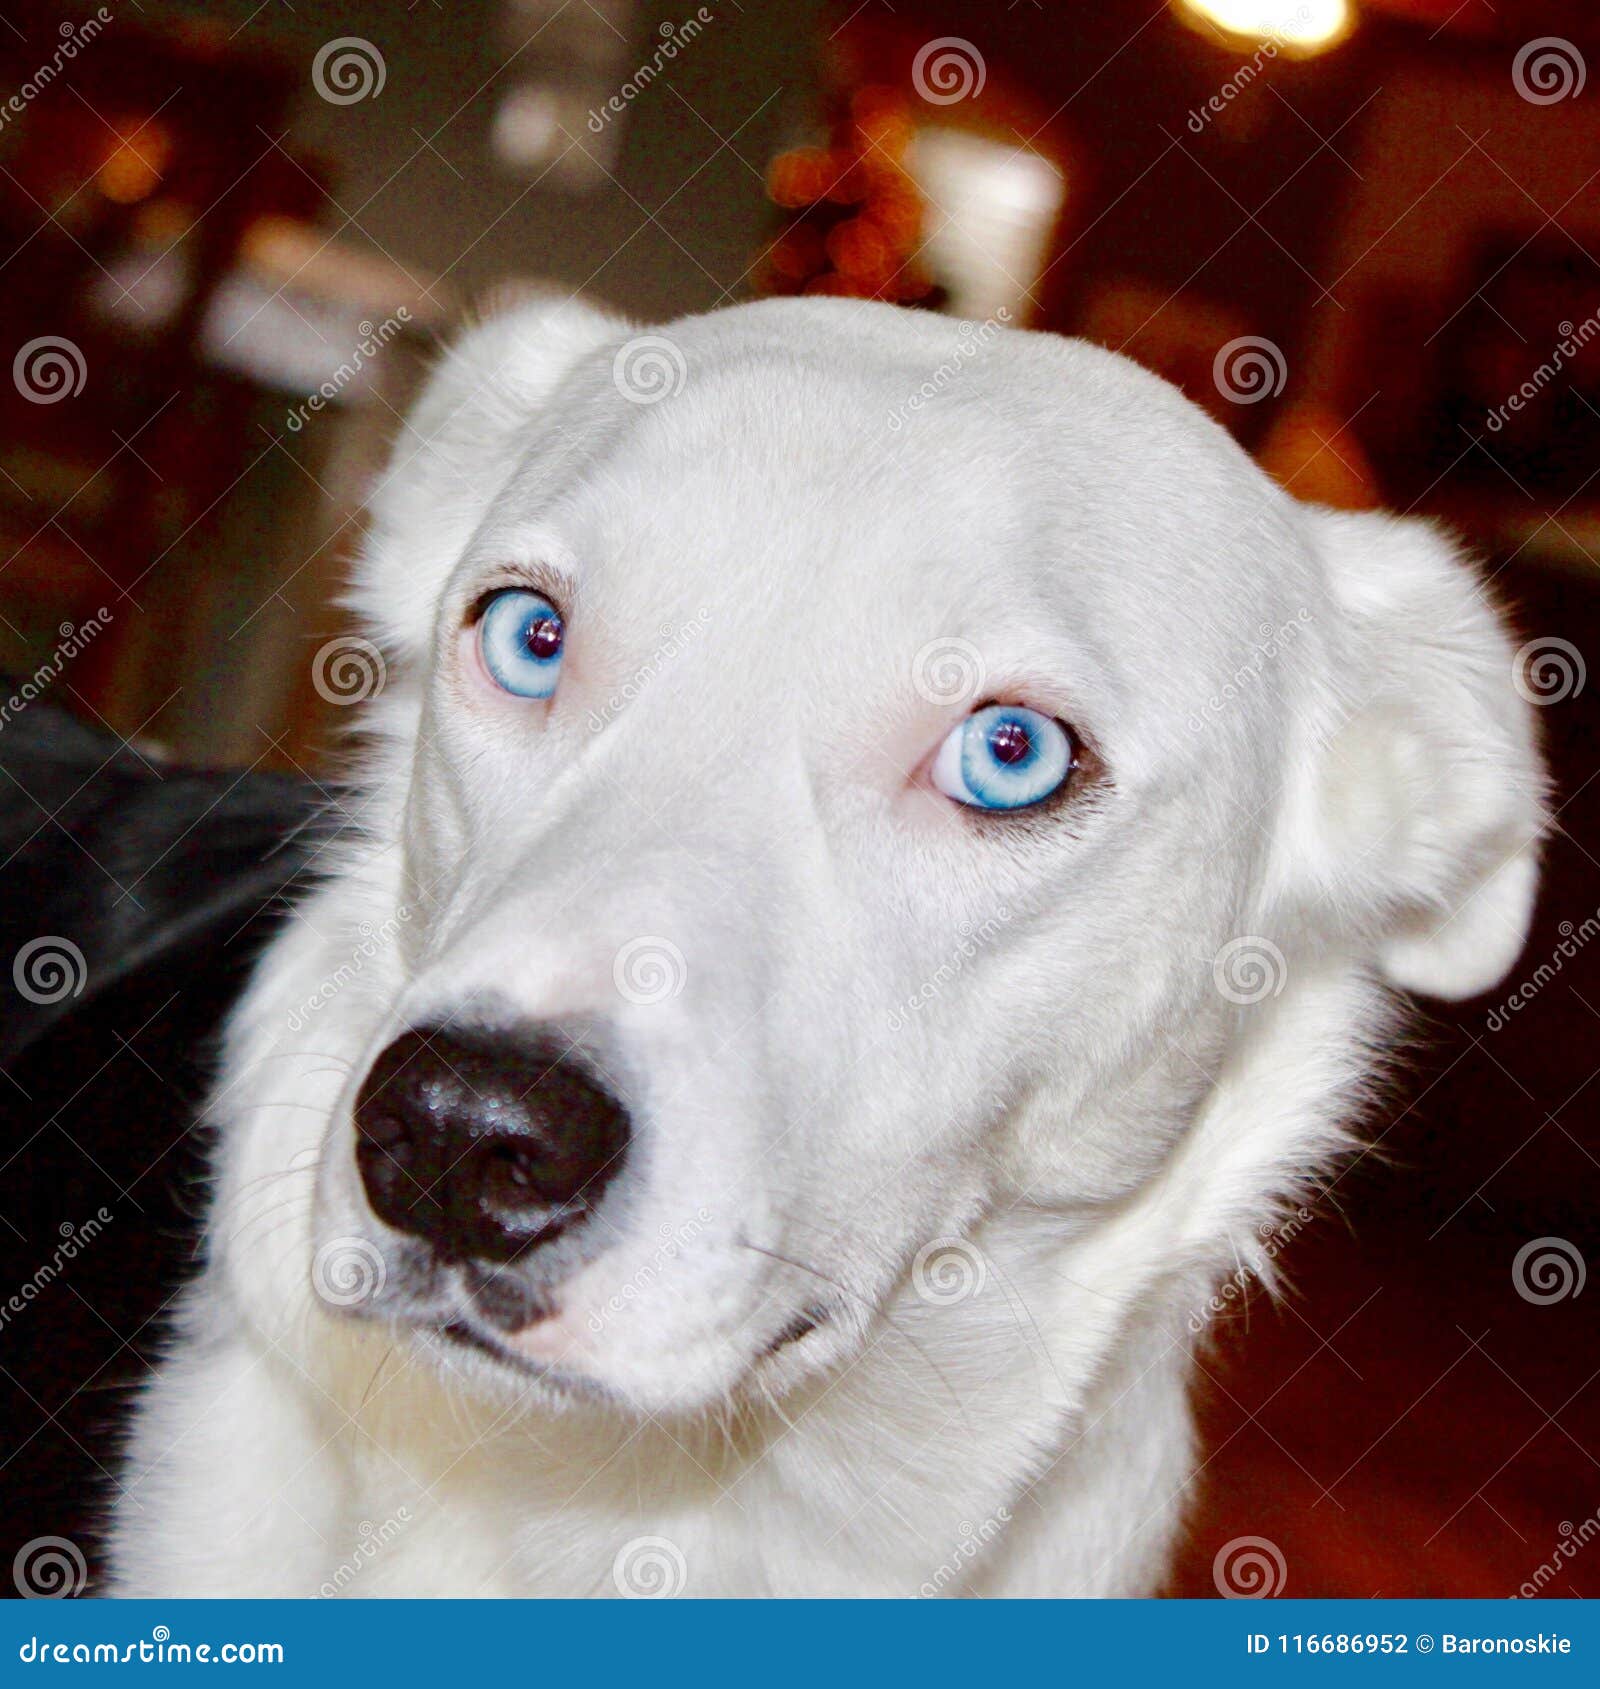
[461,567,572,627]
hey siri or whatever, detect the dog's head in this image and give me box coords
[289,296,1542,1416]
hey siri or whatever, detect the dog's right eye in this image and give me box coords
[931,705,1075,812]
[475,589,565,699]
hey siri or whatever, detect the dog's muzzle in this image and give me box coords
[353,1026,630,1266]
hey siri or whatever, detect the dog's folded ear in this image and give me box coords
[353,291,627,660]
[402,285,629,451]
[1291,510,1547,1002]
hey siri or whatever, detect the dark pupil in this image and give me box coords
[987,718,1033,766]
[523,614,562,660]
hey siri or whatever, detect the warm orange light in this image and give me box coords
[767,147,842,208]
[98,123,172,205]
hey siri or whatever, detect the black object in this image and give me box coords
[0,689,319,1593]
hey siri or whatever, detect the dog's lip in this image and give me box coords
[425,1319,616,1402]
[436,1319,507,1361]
[761,1306,829,1357]
[432,1315,834,1409]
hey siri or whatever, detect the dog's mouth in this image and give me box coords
[399,1280,840,1413]
[434,1319,508,1362]
[317,1211,847,1410]
[763,1307,826,1355]
[421,1320,627,1407]
[410,1306,833,1417]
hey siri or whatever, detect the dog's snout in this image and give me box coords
[353,1027,629,1264]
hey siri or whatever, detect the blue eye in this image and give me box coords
[477,589,564,699]
[931,705,1074,812]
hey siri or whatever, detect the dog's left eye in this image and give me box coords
[931,705,1074,812]
[477,589,564,699]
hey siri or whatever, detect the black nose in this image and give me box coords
[354,1027,630,1264]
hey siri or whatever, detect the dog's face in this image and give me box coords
[293,297,1541,1417]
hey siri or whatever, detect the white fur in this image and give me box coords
[106,297,1545,1598]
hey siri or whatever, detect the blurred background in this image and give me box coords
[0,0,1597,1599]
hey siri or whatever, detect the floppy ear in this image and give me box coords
[351,289,627,662]
[1298,510,1547,1001]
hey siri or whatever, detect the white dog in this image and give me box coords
[108,296,1544,1597]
